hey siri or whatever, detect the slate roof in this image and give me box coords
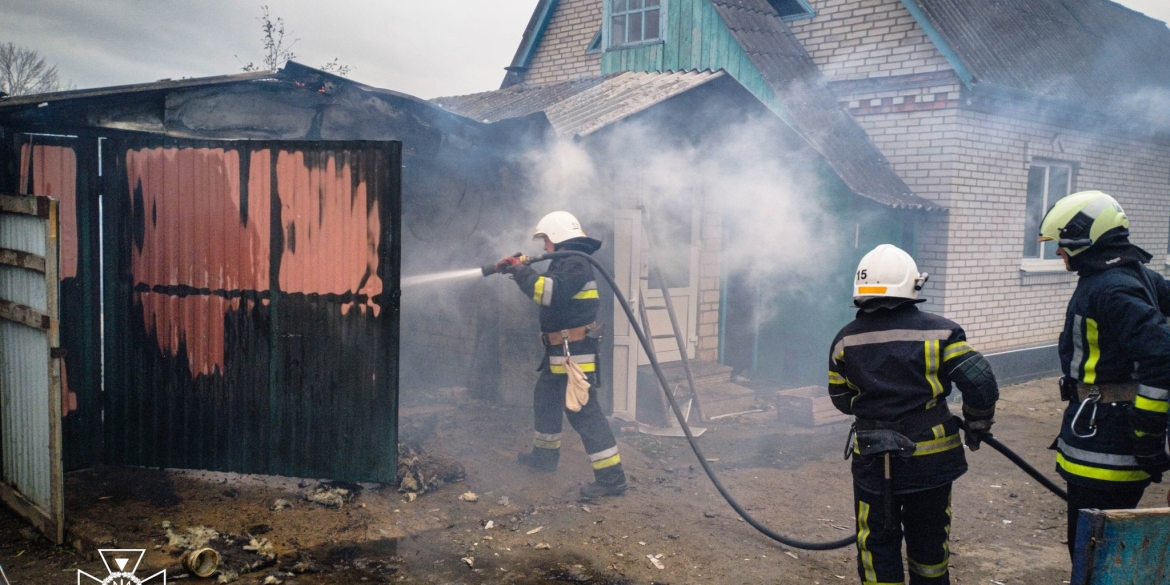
[711,0,937,210]
[907,0,1170,110]
[434,70,726,137]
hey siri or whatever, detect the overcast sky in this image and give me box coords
[2,0,1169,100]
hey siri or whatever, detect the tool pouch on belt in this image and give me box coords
[562,335,591,412]
[846,402,953,460]
[1059,376,1075,402]
[854,429,918,458]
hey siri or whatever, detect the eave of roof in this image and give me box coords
[712,0,941,211]
[500,0,561,89]
[436,70,728,138]
[0,71,279,108]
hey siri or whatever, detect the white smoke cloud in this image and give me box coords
[515,114,845,319]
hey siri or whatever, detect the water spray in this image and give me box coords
[483,250,1068,551]
[401,268,484,288]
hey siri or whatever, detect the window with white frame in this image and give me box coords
[1022,162,1074,260]
[609,0,662,48]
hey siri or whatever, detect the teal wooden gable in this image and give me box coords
[601,0,795,126]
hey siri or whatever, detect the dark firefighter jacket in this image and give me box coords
[1055,245,1170,491]
[828,303,1000,494]
[512,237,603,370]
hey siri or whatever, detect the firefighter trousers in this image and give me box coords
[854,482,952,585]
[531,368,625,485]
[1065,483,1145,559]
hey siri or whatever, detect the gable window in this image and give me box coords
[768,0,815,21]
[586,29,603,54]
[609,0,662,48]
[1022,161,1073,260]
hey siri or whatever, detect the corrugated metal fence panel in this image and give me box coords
[0,193,64,543]
[0,323,51,506]
[103,138,400,482]
[0,211,51,510]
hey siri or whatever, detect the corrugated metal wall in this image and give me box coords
[0,193,64,542]
[18,137,103,471]
[101,138,401,482]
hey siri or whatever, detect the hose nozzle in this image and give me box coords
[482,253,539,277]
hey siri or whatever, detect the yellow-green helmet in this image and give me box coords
[1038,190,1128,256]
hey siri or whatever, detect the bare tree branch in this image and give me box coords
[0,42,70,96]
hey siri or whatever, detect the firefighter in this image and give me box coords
[829,244,1000,585]
[1037,191,1170,559]
[494,211,627,499]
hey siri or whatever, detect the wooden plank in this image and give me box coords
[698,0,712,69]
[0,483,57,544]
[44,196,65,545]
[664,0,682,70]
[773,386,850,426]
[0,299,54,330]
[0,193,50,217]
[678,0,693,69]
[719,19,733,72]
[1072,507,1170,585]
[0,248,47,272]
[706,8,723,71]
[689,0,703,67]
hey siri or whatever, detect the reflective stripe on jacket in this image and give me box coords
[828,303,999,494]
[1056,263,1170,490]
[512,238,601,333]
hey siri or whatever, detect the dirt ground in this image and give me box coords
[1,377,1166,585]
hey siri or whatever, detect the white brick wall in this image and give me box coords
[524,0,604,86]
[788,0,952,81]
[851,101,1170,351]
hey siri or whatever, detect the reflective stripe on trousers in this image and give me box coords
[549,354,596,374]
[534,431,561,449]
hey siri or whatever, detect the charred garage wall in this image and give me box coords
[0,63,542,479]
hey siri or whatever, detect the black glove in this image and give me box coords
[963,419,993,451]
[1135,452,1170,483]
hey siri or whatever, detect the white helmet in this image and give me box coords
[533,211,586,244]
[853,244,928,303]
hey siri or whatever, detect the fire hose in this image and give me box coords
[487,250,1067,551]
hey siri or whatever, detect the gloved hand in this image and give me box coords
[1135,452,1170,483]
[494,256,522,274]
[963,419,993,451]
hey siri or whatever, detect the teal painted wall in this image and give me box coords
[601,0,794,126]
[601,0,911,386]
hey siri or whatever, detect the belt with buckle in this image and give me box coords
[541,322,597,346]
[1074,381,1139,403]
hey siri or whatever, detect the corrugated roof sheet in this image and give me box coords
[909,0,1170,109]
[711,0,938,210]
[434,70,726,137]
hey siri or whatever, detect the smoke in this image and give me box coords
[513,112,844,319]
[397,102,851,399]
[1116,87,1170,130]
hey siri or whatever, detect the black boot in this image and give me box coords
[517,447,559,472]
[580,463,626,499]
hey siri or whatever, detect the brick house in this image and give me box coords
[438,0,1170,397]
